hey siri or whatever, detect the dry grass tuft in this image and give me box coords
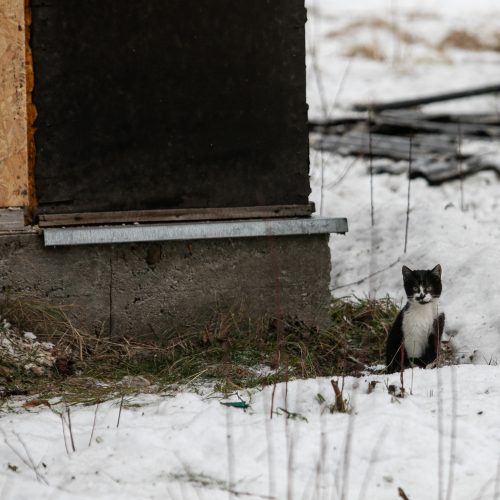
[0,294,399,403]
[343,44,386,61]
[0,294,160,364]
[328,18,420,45]
[439,29,490,51]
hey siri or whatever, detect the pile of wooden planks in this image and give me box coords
[310,84,500,184]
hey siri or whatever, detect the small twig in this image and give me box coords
[328,57,353,116]
[332,257,400,291]
[398,486,410,500]
[15,432,48,484]
[89,403,100,447]
[404,136,413,253]
[270,383,277,420]
[331,379,346,413]
[324,155,360,190]
[60,413,70,455]
[2,430,48,485]
[399,340,405,396]
[307,23,329,120]
[117,394,125,428]
[67,406,76,452]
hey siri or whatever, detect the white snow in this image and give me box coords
[1,367,500,499]
[1,1,500,499]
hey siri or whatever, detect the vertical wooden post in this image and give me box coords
[0,0,30,219]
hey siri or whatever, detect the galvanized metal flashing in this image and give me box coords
[43,217,348,247]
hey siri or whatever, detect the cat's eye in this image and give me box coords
[413,287,419,292]
[426,287,432,292]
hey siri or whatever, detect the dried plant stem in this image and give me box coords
[60,413,69,455]
[329,57,353,116]
[368,116,375,227]
[404,137,413,254]
[2,431,48,485]
[357,427,388,500]
[270,383,277,419]
[437,367,444,500]
[67,406,76,452]
[313,387,328,499]
[225,401,236,500]
[269,234,284,419]
[494,452,500,500]
[457,124,464,211]
[340,387,356,500]
[263,395,276,499]
[320,147,325,216]
[331,379,346,413]
[445,366,457,500]
[308,23,329,120]
[398,487,410,500]
[88,403,99,447]
[399,341,405,396]
[117,394,124,428]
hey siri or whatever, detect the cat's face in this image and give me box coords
[402,264,442,304]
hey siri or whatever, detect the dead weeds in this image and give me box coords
[438,29,500,53]
[343,44,386,61]
[327,18,420,46]
[0,294,398,404]
[439,29,488,51]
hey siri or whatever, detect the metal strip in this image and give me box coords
[43,217,348,247]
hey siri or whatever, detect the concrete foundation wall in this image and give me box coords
[0,233,332,336]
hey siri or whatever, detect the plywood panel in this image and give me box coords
[0,0,29,209]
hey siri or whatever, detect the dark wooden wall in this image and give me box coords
[31,0,309,214]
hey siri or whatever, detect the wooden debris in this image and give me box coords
[38,203,315,228]
[310,110,500,184]
[352,82,500,112]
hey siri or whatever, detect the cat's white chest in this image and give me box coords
[403,302,438,358]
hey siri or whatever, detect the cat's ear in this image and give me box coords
[402,265,413,280]
[431,264,442,278]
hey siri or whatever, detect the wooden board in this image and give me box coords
[0,207,24,229]
[38,203,315,227]
[0,0,29,208]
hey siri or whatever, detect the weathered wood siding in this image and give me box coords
[31,0,310,215]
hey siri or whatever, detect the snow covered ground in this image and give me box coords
[1,367,499,499]
[1,1,500,499]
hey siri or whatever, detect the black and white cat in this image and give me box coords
[386,264,445,373]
